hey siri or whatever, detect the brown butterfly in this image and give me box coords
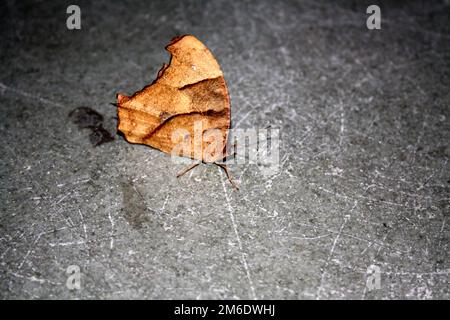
[116,35,237,189]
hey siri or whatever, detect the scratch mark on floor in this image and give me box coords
[235,107,254,127]
[18,233,44,270]
[291,234,332,240]
[48,240,85,247]
[339,102,345,146]
[9,271,62,285]
[219,167,257,300]
[0,82,65,108]
[161,194,169,212]
[316,215,349,299]
[108,211,115,250]
[78,209,88,241]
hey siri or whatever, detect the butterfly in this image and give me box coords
[117,35,237,189]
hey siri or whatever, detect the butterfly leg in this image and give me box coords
[215,163,239,190]
[217,142,237,163]
[177,161,201,178]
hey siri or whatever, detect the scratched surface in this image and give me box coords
[0,0,448,299]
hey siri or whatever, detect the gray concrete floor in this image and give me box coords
[0,0,449,299]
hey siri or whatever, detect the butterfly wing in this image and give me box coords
[117,35,230,162]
